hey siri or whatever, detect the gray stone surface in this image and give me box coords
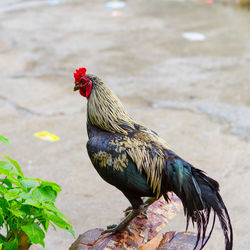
[0,0,249,249]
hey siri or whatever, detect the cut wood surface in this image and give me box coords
[70,194,203,250]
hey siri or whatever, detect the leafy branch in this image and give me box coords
[0,135,74,249]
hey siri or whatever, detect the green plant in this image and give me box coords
[0,135,74,249]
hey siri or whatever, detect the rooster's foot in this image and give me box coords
[123,206,133,216]
[101,206,143,235]
[137,210,148,219]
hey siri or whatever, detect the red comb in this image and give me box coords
[74,67,86,83]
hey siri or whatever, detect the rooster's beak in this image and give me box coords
[74,85,79,91]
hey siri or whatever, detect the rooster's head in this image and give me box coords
[74,67,92,98]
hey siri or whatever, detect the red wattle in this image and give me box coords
[79,82,92,98]
[85,83,92,98]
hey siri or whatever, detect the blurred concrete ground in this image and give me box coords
[0,0,250,249]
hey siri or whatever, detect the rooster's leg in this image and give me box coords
[124,197,157,216]
[101,205,145,235]
[137,197,157,219]
[144,197,157,207]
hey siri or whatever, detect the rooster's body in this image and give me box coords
[74,68,233,250]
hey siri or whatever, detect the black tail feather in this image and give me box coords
[163,155,233,250]
[200,211,216,249]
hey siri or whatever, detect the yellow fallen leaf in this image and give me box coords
[34,131,60,142]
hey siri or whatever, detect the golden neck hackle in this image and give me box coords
[87,81,135,135]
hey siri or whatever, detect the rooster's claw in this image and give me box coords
[101,226,134,236]
[106,224,117,229]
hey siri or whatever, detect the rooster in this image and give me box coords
[73,67,233,250]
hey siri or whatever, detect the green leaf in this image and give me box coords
[41,202,58,212]
[20,179,36,192]
[4,189,21,201]
[46,212,66,228]
[3,156,23,177]
[21,224,45,247]
[0,233,6,241]
[0,162,21,186]
[3,237,18,250]
[38,218,50,232]
[8,209,26,218]
[0,161,14,174]
[65,225,75,237]
[41,202,68,220]
[22,199,41,208]
[32,186,57,203]
[20,204,41,217]
[40,181,61,193]
[0,135,9,145]
[0,178,12,188]
[19,191,32,200]
[0,185,7,194]
[0,208,4,227]
[45,212,74,236]
[0,197,9,214]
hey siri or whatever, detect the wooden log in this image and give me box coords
[158,231,204,249]
[70,194,202,250]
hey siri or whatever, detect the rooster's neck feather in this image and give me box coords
[87,81,135,135]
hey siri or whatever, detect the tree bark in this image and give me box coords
[70,194,203,250]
